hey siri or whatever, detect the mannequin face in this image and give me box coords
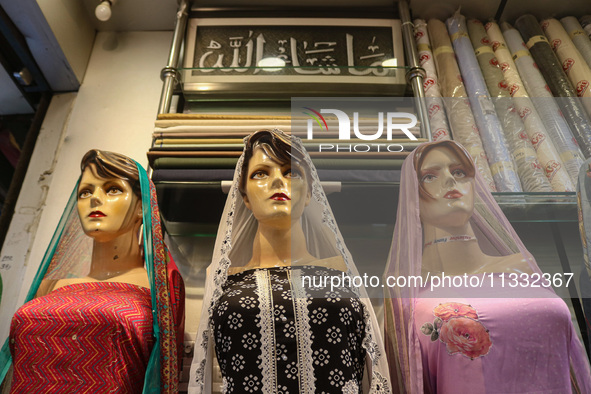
[243,147,311,227]
[77,165,142,242]
[418,146,475,229]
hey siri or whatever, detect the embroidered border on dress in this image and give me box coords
[301,140,386,390]
[255,270,277,394]
[291,269,316,394]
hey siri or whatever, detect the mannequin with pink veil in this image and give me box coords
[384,140,591,393]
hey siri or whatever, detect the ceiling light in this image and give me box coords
[95,0,116,22]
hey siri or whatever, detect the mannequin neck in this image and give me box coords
[88,229,144,280]
[248,220,315,269]
[421,222,491,275]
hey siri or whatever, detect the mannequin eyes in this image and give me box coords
[106,186,123,195]
[285,168,302,178]
[452,168,466,178]
[78,190,92,199]
[250,170,267,179]
[77,185,124,198]
[421,174,436,183]
[249,168,302,179]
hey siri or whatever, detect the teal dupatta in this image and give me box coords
[0,160,179,393]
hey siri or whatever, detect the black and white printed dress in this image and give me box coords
[212,266,367,393]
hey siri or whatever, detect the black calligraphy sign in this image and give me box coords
[191,25,398,76]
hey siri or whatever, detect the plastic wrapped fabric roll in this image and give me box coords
[152,157,405,170]
[503,22,585,183]
[152,157,240,169]
[414,19,452,141]
[467,19,551,192]
[152,169,236,182]
[153,138,244,145]
[561,17,591,69]
[153,132,250,139]
[151,168,401,183]
[151,143,244,150]
[581,16,591,39]
[541,18,591,114]
[156,113,291,120]
[427,18,496,191]
[153,124,420,138]
[515,14,591,158]
[153,123,292,132]
[447,12,522,192]
[485,21,575,191]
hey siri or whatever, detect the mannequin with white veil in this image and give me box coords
[384,140,591,393]
[189,129,391,393]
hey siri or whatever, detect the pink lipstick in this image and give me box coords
[443,190,463,199]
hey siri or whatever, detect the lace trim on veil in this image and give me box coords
[189,133,391,393]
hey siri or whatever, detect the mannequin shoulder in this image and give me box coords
[111,267,150,289]
[487,253,534,274]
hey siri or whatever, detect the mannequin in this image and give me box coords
[417,142,532,277]
[38,153,148,294]
[233,130,346,273]
[385,140,591,393]
[1,150,184,393]
[189,129,391,393]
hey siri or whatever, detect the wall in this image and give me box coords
[0,30,172,341]
[36,0,95,85]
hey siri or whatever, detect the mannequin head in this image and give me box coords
[77,150,142,242]
[414,141,476,230]
[240,130,311,227]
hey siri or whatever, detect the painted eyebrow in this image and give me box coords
[420,165,442,172]
[421,161,464,171]
[77,183,94,191]
[78,179,126,189]
[249,164,272,172]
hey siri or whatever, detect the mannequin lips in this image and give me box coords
[89,211,107,218]
[443,190,463,199]
[270,193,290,201]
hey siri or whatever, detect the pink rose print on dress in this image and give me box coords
[433,302,478,321]
[439,317,492,359]
[421,302,492,360]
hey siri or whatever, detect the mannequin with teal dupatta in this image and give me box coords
[0,150,184,393]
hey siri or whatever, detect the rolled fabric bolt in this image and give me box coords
[485,21,574,191]
[515,14,591,158]
[427,18,496,191]
[503,22,584,184]
[467,18,551,192]
[414,19,452,141]
[580,16,591,39]
[447,11,522,192]
[541,18,591,116]
[561,17,591,70]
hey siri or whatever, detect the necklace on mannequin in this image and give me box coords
[423,235,477,248]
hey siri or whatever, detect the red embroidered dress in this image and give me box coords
[10,282,154,393]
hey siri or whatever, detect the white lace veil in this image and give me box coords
[188,129,392,393]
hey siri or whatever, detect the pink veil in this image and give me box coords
[383,140,590,393]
